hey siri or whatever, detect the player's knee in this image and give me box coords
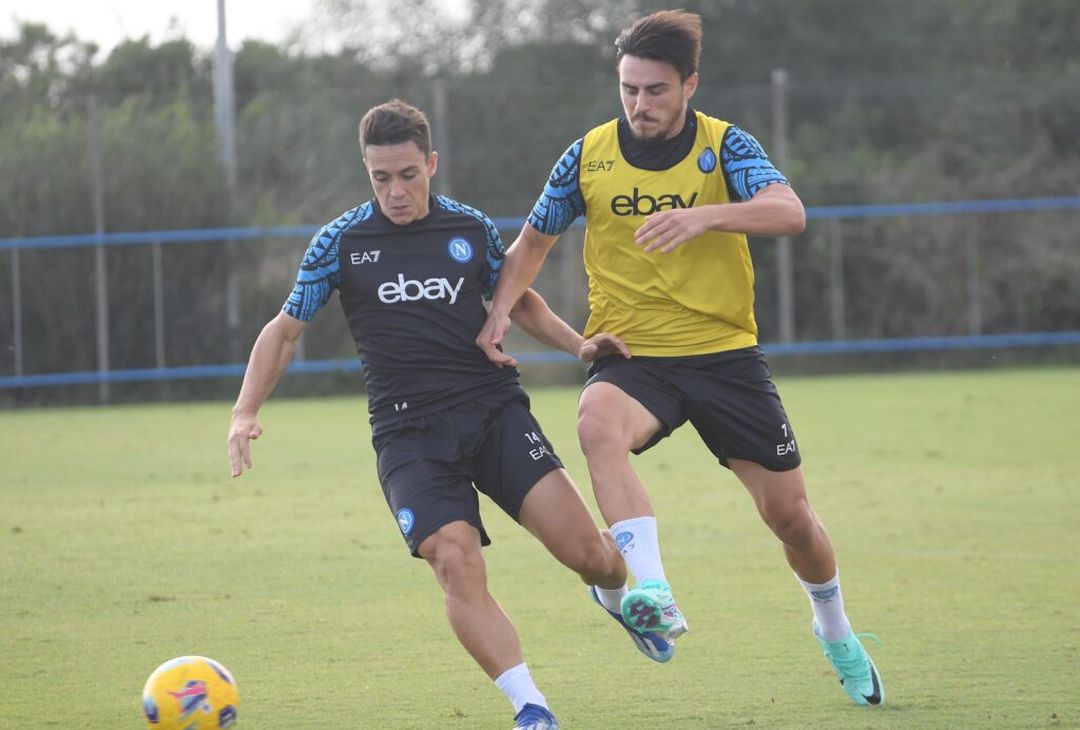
[761,498,818,547]
[424,532,485,593]
[577,407,626,459]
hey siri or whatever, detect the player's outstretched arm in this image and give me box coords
[509,289,631,363]
[228,311,308,477]
[508,288,582,358]
[477,223,559,366]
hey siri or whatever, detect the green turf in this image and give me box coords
[1,367,1078,728]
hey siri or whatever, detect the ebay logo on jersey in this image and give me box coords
[377,274,465,305]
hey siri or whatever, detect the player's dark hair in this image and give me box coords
[359,99,432,156]
[615,10,702,82]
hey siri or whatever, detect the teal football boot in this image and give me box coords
[813,621,885,706]
[620,578,689,639]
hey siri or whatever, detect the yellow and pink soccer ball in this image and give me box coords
[142,656,239,729]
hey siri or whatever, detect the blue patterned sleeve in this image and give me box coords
[282,205,372,321]
[283,228,340,321]
[720,126,790,202]
[527,139,586,236]
[480,213,506,300]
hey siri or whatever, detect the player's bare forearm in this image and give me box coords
[229,312,306,477]
[232,312,306,417]
[507,291,631,362]
[509,288,584,357]
[706,182,806,237]
[477,224,560,367]
[489,224,559,318]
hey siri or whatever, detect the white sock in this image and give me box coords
[494,663,547,714]
[610,516,667,585]
[594,584,628,613]
[797,571,852,642]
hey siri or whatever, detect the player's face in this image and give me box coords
[363,141,438,225]
[618,55,698,143]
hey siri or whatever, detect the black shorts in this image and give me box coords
[371,390,564,557]
[585,346,801,471]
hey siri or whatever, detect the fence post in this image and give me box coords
[89,96,110,403]
[11,247,22,377]
[966,221,982,334]
[214,0,241,363]
[431,77,452,197]
[829,217,846,340]
[152,240,166,369]
[226,242,241,362]
[771,68,795,342]
[559,230,585,330]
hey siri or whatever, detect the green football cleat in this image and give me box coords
[620,579,689,639]
[813,621,885,706]
[590,586,675,663]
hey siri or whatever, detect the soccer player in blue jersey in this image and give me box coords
[477,11,884,707]
[227,99,644,730]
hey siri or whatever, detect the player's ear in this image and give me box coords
[427,150,439,177]
[684,72,699,101]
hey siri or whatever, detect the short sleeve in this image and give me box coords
[720,126,790,202]
[283,203,372,320]
[526,139,586,236]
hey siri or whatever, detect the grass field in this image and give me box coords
[2,366,1078,729]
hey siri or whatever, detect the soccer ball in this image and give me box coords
[142,656,240,729]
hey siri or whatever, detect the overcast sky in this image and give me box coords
[3,0,318,53]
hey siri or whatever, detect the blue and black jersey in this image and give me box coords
[284,194,522,433]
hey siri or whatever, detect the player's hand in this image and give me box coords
[476,311,517,368]
[635,207,713,253]
[579,332,631,363]
[228,412,263,478]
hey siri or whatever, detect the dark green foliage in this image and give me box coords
[1,1,1078,398]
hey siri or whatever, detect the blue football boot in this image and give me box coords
[512,703,559,729]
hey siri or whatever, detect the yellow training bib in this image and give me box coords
[579,111,758,356]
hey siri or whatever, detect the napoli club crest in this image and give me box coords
[697,147,718,173]
[447,237,473,263]
[396,508,415,535]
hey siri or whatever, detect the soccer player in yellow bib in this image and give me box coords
[477,10,884,707]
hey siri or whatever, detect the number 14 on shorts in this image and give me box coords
[524,431,551,461]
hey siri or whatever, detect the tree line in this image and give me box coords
[1,0,1078,401]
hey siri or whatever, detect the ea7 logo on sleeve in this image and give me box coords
[377,274,465,304]
[611,187,699,216]
[350,250,381,265]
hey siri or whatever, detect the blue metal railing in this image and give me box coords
[3,196,1079,251]
[2,195,1079,389]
